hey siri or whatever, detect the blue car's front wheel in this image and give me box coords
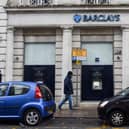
[24,109,41,126]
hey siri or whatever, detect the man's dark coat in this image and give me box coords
[64,74,73,95]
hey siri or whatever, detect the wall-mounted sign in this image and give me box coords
[84,0,110,5]
[73,14,120,23]
[72,48,87,56]
[18,0,51,6]
[72,48,87,61]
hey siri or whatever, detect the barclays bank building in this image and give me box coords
[0,0,129,107]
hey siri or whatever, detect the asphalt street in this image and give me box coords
[0,117,128,129]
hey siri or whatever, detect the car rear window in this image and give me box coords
[8,84,30,96]
[38,85,53,101]
[0,84,8,96]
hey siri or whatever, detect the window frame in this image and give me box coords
[0,84,9,97]
[38,84,53,101]
[8,84,30,96]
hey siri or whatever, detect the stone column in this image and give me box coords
[5,26,14,81]
[122,26,129,89]
[62,26,73,81]
[59,26,73,107]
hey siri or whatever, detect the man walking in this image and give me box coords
[58,71,73,110]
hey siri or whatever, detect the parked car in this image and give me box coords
[98,87,129,126]
[0,81,56,126]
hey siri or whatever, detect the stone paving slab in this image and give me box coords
[54,107,98,118]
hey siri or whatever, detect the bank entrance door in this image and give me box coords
[24,43,55,96]
[81,43,113,101]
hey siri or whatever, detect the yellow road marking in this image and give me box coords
[86,127,126,129]
[112,128,125,129]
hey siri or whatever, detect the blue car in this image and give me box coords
[0,81,56,126]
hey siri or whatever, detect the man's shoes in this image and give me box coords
[70,108,76,110]
[58,105,62,111]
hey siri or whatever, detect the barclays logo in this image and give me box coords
[73,14,120,23]
[73,14,81,23]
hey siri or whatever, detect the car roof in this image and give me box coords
[0,81,37,86]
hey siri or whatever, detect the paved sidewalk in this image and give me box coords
[54,106,98,118]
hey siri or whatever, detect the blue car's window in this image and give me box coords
[0,84,8,96]
[38,85,53,101]
[8,84,30,96]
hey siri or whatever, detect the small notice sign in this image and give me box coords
[72,48,87,61]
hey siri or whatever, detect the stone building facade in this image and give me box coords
[0,0,129,107]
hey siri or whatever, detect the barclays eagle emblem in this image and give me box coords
[73,14,81,23]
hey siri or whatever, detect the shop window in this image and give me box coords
[82,43,113,65]
[25,43,55,65]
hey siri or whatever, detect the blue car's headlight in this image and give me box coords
[100,101,109,108]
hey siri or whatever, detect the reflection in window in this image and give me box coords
[8,85,30,96]
[0,84,8,96]
[39,85,52,101]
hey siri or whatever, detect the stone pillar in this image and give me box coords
[113,28,122,94]
[62,26,73,81]
[122,26,129,89]
[59,26,73,108]
[5,26,14,81]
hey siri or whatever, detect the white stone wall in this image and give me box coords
[111,0,129,4]
[113,28,122,94]
[55,29,62,103]
[72,29,81,106]
[13,28,57,81]
[55,0,129,5]
[56,28,120,106]
[1,0,128,107]
[80,28,123,96]
[13,29,24,81]
[54,0,81,5]
[6,0,129,6]
[55,28,81,107]
[122,27,129,90]
[0,0,7,81]
[12,27,123,105]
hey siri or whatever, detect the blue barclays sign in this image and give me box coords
[73,14,120,23]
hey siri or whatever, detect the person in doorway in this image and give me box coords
[58,71,74,110]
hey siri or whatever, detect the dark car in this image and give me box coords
[98,87,129,126]
[0,81,56,126]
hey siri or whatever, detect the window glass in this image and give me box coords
[82,43,113,65]
[117,87,129,96]
[39,85,52,101]
[0,84,8,96]
[24,43,56,65]
[8,84,30,96]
